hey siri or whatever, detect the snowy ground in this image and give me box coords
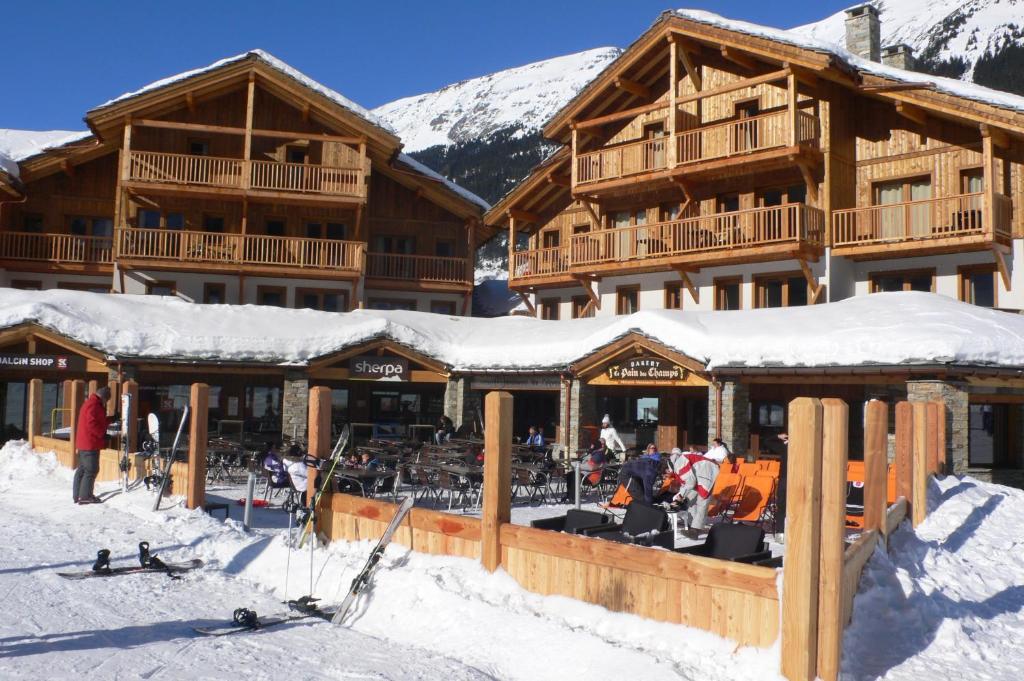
[0,441,777,680]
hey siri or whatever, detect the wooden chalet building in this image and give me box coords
[0,50,490,314]
[487,6,1023,318]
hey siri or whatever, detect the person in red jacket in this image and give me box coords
[73,386,112,504]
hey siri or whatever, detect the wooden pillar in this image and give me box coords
[62,380,73,428]
[106,377,120,418]
[926,402,941,475]
[894,401,913,507]
[68,380,86,468]
[482,391,512,572]
[27,378,43,443]
[788,72,799,147]
[932,400,946,475]
[88,379,98,397]
[817,398,848,681]
[781,397,823,681]
[864,399,889,534]
[912,402,929,527]
[656,392,679,454]
[306,386,332,501]
[465,218,476,285]
[122,379,139,453]
[668,37,678,168]
[982,130,995,238]
[186,383,209,510]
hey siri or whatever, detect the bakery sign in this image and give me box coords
[0,354,85,372]
[349,355,408,381]
[606,357,686,382]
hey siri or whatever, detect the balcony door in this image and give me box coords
[733,101,760,153]
[875,176,931,239]
[372,236,416,278]
[642,122,666,171]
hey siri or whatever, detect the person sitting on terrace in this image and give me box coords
[617,443,662,505]
[435,415,455,445]
[262,443,289,488]
[705,438,733,465]
[283,445,309,506]
[359,450,381,496]
[562,438,609,502]
[524,425,545,450]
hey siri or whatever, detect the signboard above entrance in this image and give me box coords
[0,354,85,372]
[606,357,687,382]
[349,355,409,381]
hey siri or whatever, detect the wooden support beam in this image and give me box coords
[932,400,947,475]
[864,400,889,535]
[133,117,366,145]
[677,68,790,107]
[516,291,536,316]
[243,73,256,165]
[307,386,332,503]
[134,118,246,136]
[302,102,311,123]
[788,73,799,147]
[573,100,670,131]
[676,40,702,91]
[781,397,823,681]
[817,398,848,681]
[926,402,941,476]
[794,158,820,204]
[61,159,75,178]
[798,258,824,304]
[186,383,209,511]
[671,176,694,204]
[547,173,571,187]
[980,123,1010,149]
[481,391,512,572]
[507,208,542,224]
[912,402,929,527]
[27,378,43,442]
[581,199,601,227]
[674,267,699,305]
[575,276,600,310]
[859,82,935,93]
[720,46,759,71]
[185,91,196,114]
[614,77,650,100]
[982,131,996,239]
[895,102,928,127]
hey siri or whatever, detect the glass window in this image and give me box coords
[611,211,630,229]
[203,283,225,305]
[572,296,593,319]
[368,299,416,311]
[871,270,934,293]
[146,282,175,296]
[715,279,741,310]
[962,169,984,194]
[542,231,560,248]
[23,215,43,233]
[758,403,786,427]
[166,213,184,230]
[139,210,162,229]
[787,184,807,204]
[92,218,113,237]
[305,223,322,239]
[435,240,455,257]
[326,223,347,240]
[69,217,89,235]
[540,299,559,320]
[203,215,225,233]
[265,220,286,237]
[961,267,996,308]
[189,139,210,156]
[430,301,456,315]
[616,287,639,315]
[258,287,285,307]
[665,283,682,310]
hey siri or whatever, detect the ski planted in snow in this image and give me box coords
[152,405,189,512]
[194,598,335,636]
[58,544,203,580]
[331,495,415,625]
[297,424,351,548]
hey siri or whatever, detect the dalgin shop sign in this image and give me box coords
[606,357,686,382]
[0,354,84,372]
[349,356,409,381]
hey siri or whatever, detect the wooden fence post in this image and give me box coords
[894,401,913,509]
[817,398,848,681]
[27,378,43,444]
[307,386,332,502]
[62,380,73,427]
[482,391,512,573]
[186,383,209,510]
[68,380,86,469]
[864,400,888,534]
[912,402,929,527]
[781,397,823,681]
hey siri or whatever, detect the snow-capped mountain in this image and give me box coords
[373,47,621,153]
[792,0,1024,85]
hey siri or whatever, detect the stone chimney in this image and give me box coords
[881,43,916,70]
[845,4,880,62]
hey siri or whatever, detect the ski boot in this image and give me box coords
[138,541,167,570]
[233,607,260,629]
[92,549,112,574]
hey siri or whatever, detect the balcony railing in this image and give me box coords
[575,137,669,185]
[677,110,819,165]
[569,204,824,266]
[365,252,469,284]
[127,151,366,199]
[0,232,114,266]
[116,228,364,272]
[510,245,571,282]
[832,192,1012,249]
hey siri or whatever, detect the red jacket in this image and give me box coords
[75,394,109,451]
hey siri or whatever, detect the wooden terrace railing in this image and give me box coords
[116,228,365,273]
[831,192,1012,248]
[365,252,469,283]
[250,160,365,197]
[510,245,571,283]
[677,110,819,165]
[0,232,114,266]
[128,151,244,189]
[575,136,669,184]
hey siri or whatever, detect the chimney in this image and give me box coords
[881,43,915,70]
[844,4,880,62]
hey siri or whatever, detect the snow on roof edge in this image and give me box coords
[0,130,94,171]
[396,153,490,212]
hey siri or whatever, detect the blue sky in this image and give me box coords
[4,0,853,131]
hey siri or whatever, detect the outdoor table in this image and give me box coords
[334,467,390,497]
[408,424,436,442]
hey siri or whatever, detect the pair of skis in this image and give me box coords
[195,495,414,636]
[57,542,203,580]
[150,406,190,511]
[297,424,351,548]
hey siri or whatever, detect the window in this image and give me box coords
[968,404,1015,468]
[138,210,162,229]
[540,298,560,320]
[661,203,682,222]
[717,194,740,213]
[286,146,308,164]
[203,283,226,305]
[572,296,594,319]
[874,175,932,237]
[22,215,43,233]
[960,265,997,308]
[165,213,185,230]
[609,211,630,229]
[188,139,210,156]
[305,222,322,239]
[870,270,934,293]
[572,223,590,235]
[961,168,984,194]
[257,286,287,307]
[541,231,560,248]
[10,280,41,290]
[754,273,808,308]
[714,277,742,310]
[372,236,415,254]
[368,298,416,311]
[296,288,346,312]
[203,215,225,233]
[58,281,109,293]
[665,282,683,310]
[138,210,183,230]
[146,281,176,296]
[757,403,786,428]
[326,223,347,240]
[616,286,639,315]
[69,216,112,237]
[435,240,455,257]
[265,219,286,237]
[430,300,457,315]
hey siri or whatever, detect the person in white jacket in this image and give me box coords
[599,415,625,457]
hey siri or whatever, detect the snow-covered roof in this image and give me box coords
[395,153,490,211]
[0,129,93,178]
[671,9,1024,118]
[3,288,1024,373]
[90,49,395,136]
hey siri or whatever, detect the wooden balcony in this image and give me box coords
[831,193,1013,260]
[125,151,367,203]
[575,137,669,185]
[116,228,365,278]
[0,232,114,273]
[365,252,471,290]
[676,110,819,167]
[508,204,825,287]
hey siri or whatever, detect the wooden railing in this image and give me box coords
[250,160,365,197]
[677,110,819,165]
[116,228,365,272]
[127,151,366,199]
[569,204,824,266]
[365,252,468,283]
[128,151,244,189]
[0,232,114,265]
[510,245,571,282]
[832,192,1011,248]
[575,136,669,184]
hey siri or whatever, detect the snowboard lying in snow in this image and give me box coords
[194,603,335,636]
[57,559,203,580]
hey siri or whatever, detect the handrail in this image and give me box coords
[676,110,819,165]
[128,150,244,189]
[510,245,571,281]
[250,159,365,197]
[0,232,114,265]
[575,136,669,184]
[365,252,469,283]
[832,192,1008,247]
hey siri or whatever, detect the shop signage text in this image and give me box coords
[0,354,84,372]
[606,357,686,382]
[350,356,409,381]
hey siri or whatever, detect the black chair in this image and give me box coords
[530,509,612,534]
[846,481,865,527]
[674,522,772,563]
[583,502,674,549]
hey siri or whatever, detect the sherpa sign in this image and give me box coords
[350,355,408,381]
[606,357,686,382]
[0,354,85,372]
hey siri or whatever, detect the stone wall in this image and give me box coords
[444,377,481,433]
[708,380,749,457]
[907,379,969,475]
[561,378,596,454]
[281,371,309,442]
